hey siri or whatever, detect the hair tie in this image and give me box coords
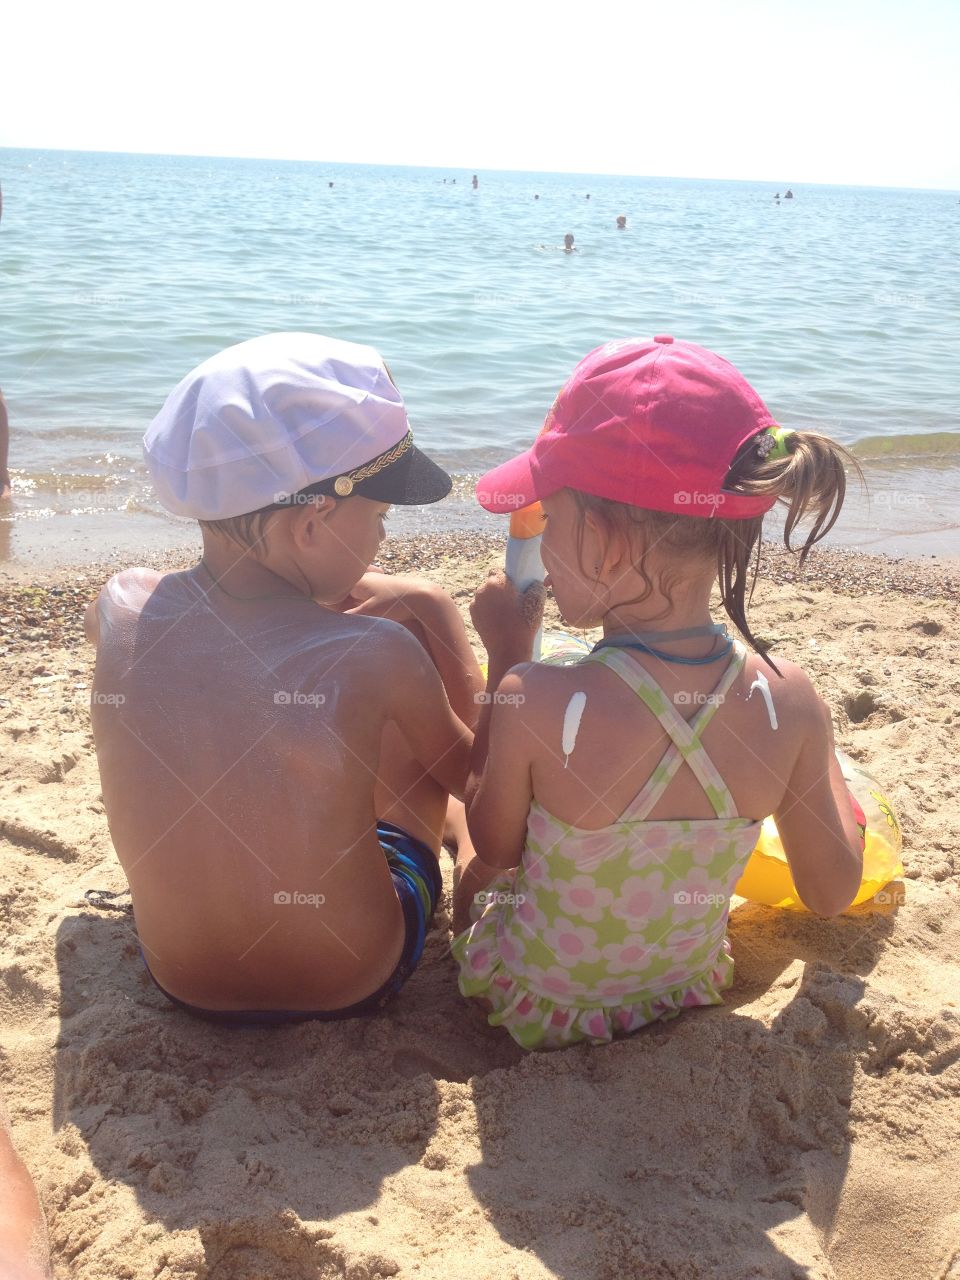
[756,425,796,461]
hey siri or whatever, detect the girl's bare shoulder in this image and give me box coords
[497,657,611,732]
[739,650,826,726]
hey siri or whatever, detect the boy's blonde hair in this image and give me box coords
[198,508,278,555]
[569,430,864,673]
[198,483,332,556]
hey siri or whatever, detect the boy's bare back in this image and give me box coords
[89,565,464,1011]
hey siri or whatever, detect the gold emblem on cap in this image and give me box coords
[329,432,413,497]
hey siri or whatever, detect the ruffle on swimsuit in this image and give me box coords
[451,641,763,1051]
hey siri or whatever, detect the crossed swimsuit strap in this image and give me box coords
[584,642,747,822]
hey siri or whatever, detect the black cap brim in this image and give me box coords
[344,442,452,505]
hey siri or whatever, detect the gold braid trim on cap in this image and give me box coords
[333,432,413,496]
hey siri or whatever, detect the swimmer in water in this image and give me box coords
[452,336,867,1050]
[536,234,579,253]
[616,215,627,229]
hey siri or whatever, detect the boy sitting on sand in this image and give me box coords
[84,333,482,1022]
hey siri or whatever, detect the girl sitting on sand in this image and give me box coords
[452,336,867,1051]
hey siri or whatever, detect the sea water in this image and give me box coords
[1,149,958,564]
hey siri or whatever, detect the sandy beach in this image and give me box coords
[2,534,959,1280]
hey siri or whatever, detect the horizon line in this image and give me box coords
[0,143,957,195]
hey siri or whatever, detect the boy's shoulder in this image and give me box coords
[103,565,166,597]
[85,566,165,643]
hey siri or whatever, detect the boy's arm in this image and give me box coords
[342,572,484,729]
[774,683,864,916]
[402,586,484,730]
[387,626,474,802]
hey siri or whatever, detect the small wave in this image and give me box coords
[12,471,128,493]
[852,430,960,461]
[22,424,139,444]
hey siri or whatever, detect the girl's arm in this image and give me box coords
[464,571,545,867]
[466,667,536,868]
[774,687,864,916]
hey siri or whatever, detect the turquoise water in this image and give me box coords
[1,148,959,563]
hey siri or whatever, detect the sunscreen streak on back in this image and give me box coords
[561,692,588,768]
[746,670,779,730]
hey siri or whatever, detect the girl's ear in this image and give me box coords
[582,507,626,575]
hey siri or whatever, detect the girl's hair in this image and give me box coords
[570,429,865,674]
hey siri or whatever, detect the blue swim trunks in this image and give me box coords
[142,820,443,1025]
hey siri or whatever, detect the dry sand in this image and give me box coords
[2,536,959,1280]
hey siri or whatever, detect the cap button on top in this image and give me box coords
[653,334,674,344]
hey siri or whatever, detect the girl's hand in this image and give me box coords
[470,570,545,657]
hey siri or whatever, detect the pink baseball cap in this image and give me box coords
[477,336,781,520]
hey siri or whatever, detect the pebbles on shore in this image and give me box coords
[0,536,956,654]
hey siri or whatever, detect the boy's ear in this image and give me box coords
[288,495,337,545]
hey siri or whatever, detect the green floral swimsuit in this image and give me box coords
[451,641,762,1050]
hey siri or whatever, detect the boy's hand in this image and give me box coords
[470,571,545,658]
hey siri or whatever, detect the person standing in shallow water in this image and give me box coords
[472,174,479,189]
[0,390,11,500]
[564,233,577,253]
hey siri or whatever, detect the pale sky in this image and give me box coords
[2,0,958,189]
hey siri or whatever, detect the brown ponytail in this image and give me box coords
[568,430,865,675]
[716,430,865,672]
